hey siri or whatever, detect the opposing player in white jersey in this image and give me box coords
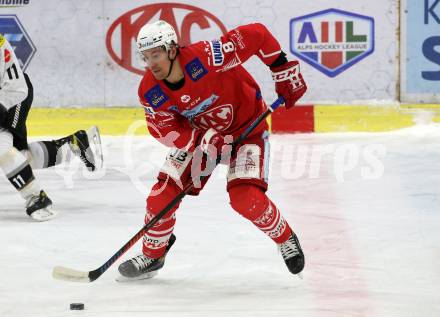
[0,35,103,221]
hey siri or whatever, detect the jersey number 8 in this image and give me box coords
[222,41,235,53]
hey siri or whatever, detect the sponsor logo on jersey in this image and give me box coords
[0,15,36,70]
[144,84,169,109]
[192,104,233,131]
[190,96,201,107]
[185,58,208,81]
[290,8,374,77]
[106,3,227,76]
[209,40,224,66]
[181,95,191,103]
[180,94,219,120]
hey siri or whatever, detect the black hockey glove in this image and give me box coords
[0,104,7,128]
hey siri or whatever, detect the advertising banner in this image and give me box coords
[401,0,440,103]
[0,0,398,107]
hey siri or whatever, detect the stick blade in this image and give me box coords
[52,266,91,283]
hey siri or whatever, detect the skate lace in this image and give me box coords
[72,136,93,167]
[79,153,91,166]
[132,254,155,270]
[279,237,300,260]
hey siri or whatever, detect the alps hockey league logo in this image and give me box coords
[0,15,36,70]
[290,9,374,77]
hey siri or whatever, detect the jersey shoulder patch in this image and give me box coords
[185,57,208,82]
[144,84,169,109]
[209,40,224,66]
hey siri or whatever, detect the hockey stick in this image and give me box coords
[52,97,284,283]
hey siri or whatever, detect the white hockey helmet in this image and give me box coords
[136,20,178,53]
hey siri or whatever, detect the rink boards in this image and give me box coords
[27,104,440,136]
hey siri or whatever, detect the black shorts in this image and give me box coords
[5,73,33,151]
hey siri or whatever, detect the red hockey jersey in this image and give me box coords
[138,23,283,151]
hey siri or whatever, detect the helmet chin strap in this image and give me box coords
[166,58,175,78]
[165,49,176,79]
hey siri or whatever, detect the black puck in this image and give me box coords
[70,303,85,310]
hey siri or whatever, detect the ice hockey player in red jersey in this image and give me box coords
[0,35,103,221]
[118,20,307,280]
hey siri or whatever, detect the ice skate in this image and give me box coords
[25,190,57,221]
[70,126,103,172]
[278,231,305,275]
[117,234,176,282]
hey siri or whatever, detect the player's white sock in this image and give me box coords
[25,141,72,169]
[0,146,41,199]
[24,126,103,172]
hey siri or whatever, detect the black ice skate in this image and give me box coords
[69,126,103,172]
[279,231,305,275]
[26,190,57,221]
[117,234,176,282]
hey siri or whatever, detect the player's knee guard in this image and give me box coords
[229,184,269,221]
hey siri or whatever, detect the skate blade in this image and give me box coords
[297,272,304,280]
[29,206,58,222]
[115,270,158,283]
[85,126,103,171]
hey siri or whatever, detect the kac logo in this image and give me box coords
[0,15,36,70]
[106,3,227,76]
[290,8,374,77]
[192,104,233,131]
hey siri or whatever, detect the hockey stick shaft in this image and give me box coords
[53,97,284,282]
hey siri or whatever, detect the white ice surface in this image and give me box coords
[1,125,440,317]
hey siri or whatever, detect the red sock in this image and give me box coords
[229,184,291,244]
[142,179,180,258]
